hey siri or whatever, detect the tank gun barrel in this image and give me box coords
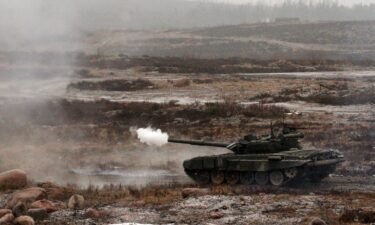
[168,138,229,148]
[282,133,304,139]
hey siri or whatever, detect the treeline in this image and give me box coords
[75,0,375,30]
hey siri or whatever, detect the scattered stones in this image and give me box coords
[181,188,210,198]
[0,213,14,224]
[28,208,48,220]
[310,217,327,225]
[0,209,11,218]
[12,202,28,217]
[0,169,27,190]
[7,187,47,208]
[30,200,56,213]
[14,215,35,225]
[68,194,85,209]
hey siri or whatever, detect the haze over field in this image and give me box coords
[194,0,375,6]
[1,0,375,36]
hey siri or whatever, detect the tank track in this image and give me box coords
[185,165,335,186]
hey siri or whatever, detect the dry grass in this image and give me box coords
[203,101,288,118]
[252,82,375,105]
[170,78,191,87]
[67,78,155,92]
[78,56,375,74]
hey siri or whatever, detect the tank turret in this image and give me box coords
[168,125,344,186]
[168,125,304,154]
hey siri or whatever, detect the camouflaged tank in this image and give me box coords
[168,126,344,186]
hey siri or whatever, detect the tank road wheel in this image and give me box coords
[240,172,255,185]
[225,172,240,185]
[269,170,284,186]
[255,171,268,185]
[210,171,225,185]
[191,170,210,184]
[284,167,298,179]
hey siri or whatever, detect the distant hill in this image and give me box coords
[1,0,375,59]
[52,0,375,30]
[84,20,375,60]
[2,20,375,61]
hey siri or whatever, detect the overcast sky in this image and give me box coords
[195,0,375,6]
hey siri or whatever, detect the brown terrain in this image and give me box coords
[0,21,374,225]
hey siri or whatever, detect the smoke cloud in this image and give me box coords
[136,127,169,147]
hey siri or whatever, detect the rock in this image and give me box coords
[181,188,210,198]
[0,209,11,218]
[14,215,35,225]
[0,169,27,190]
[67,194,85,209]
[310,217,327,225]
[173,78,190,87]
[30,200,56,213]
[12,202,28,217]
[6,187,47,209]
[209,211,224,219]
[340,208,375,223]
[37,182,60,189]
[27,208,48,220]
[84,208,109,219]
[0,213,14,224]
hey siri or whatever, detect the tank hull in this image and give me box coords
[183,149,344,185]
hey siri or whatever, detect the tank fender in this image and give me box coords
[183,157,216,170]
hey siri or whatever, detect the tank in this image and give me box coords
[168,125,344,186]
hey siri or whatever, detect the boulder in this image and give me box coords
[27,208,48,220]
[340,208,375,223]
[7,187,47,209]
[12,202,28,217]
[181,188,210,198]
[30,200,56,213]
[0,213,14,224]
[173,78,190,87]
[14,215,35,225]
[0,169,27,190]
[67,194,85,209]
[84,208,110,219]
[0,209,11,218]
[310,217,327,225]
[209,211,224,219]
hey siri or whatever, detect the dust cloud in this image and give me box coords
[0,1,83,184]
